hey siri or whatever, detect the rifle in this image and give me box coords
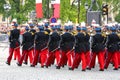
[66,35,76,55]
[41,35,51,51]
[51,34,63,53]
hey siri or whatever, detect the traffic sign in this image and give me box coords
[51,17,57,23]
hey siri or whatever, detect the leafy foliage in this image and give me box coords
[0,0,119,24]
[115,11,120,23]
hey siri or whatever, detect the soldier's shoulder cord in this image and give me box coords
[73,30,78,36]
[102,33,107,38]
[44,31,49,35]
[117,32,120,37]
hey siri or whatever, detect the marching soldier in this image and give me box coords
[23,24,36,64]
[82,27,91,68]
[31,25,49,67]
[17,26,33,66]
[46,26,61,67]
[6,23,21,65]
[104,27,120,70]
[71,27,87,71]
[88,27,106,71]
[56,25,75,69]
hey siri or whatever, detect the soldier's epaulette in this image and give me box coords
[7,31,10,36]
[90,33,95,36]
[87,32,91,36]
[44,31,49,35]
[117,33,120,37]
[83,32,86,36]
[31,32,35,35]
[72,31,77,36]
[102,33,106,37]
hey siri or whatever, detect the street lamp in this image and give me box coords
[3,4,11,27]
[84,2,89,24]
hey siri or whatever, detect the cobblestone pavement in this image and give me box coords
[0,43,120,80]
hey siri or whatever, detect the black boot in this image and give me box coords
[113,68,118,70]
[99,69,104,71]
[23,62,28,65]
[69,68,73,70]
[6,61,10,66]
[56,66,60,69]
[17,63,22,66]
[30,65,35,67]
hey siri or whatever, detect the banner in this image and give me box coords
[36,0,43,18]
[53,0,60,18]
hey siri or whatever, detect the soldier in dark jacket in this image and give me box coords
[71,27,87,71]
[82,27,91,68]
[46,26,61,67]
[31,26,49,67]
[17,26,33,66]
[56,26,75,69]
[88,27,106,71]
[6,24,21,65]
[24,24,36,64]
[104,27,120,70]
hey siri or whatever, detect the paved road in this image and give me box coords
[0,43,120,80]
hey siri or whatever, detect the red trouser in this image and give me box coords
[105,51,118,69]
[72,53,86,70]
[7,48,21,64]
[55,50,61,66]
[24,49,34,63]
[117,51,120,66]
[40,48,49,66]
[14,49,17,60]
[46,51,55,66]
[32,50,41,66]
[85,51,91,67]
[32,48,48,66]
[67,50,74,68]
[58,51,67,67]
[19,50,33,65]
[89,51,105,69]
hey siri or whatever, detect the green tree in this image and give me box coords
[0,1,6,14]
[0,0,35,24]
[115,11,120,23]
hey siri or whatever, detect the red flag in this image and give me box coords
[53,0,60,18]
[36,0,43,18]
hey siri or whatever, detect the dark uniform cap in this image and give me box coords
[45,23,49,27]
[106,26,110,30]
[64,26,69,30]
[57,25,61,29]
[51,26,56,30]
[25,26,29,31]
[13,23,18,27]
[95,27,101,32]
[76,27,81,31]
[69,25,73,30]
[29,24,34,27]
[81,27,87,31]
[110,27,116,31]
[38,26,44,31]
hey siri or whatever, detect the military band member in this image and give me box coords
[71,27,87,71]
[88,27,106,71]
[56,26,75,69]
[6,24,21,65]
[17,26,33,66]
[23,24,36,64]
[46,26,61,67]
[31,26,49,67]
[104,27,120,70]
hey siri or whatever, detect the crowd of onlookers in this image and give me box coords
[0,23,10,34]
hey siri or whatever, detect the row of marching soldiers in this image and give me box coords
[5,22,120,71]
